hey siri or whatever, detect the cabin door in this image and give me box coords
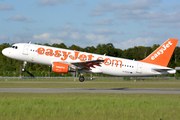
[23,45,29,55]
[137,63,142,73]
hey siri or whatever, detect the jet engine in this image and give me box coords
[52,62,70,73]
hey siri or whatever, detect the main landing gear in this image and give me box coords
[79,73,85,82]
[79,75,85,82]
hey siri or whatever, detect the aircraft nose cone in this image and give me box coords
[2,49,6,55]
[2,48,9,56]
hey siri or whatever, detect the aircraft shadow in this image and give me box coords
[83,88,127,90]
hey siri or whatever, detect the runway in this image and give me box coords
[0,88,180,94]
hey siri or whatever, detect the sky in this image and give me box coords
[0,0,180,49]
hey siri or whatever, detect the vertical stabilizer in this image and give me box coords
[140,38,178,67]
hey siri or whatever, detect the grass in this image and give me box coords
[1,78,180,120]
[0,93,180,120]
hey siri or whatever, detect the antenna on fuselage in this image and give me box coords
[28,41,31,44]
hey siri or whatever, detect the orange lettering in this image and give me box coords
[87,55,94,60]
[61,51,71,61]
[79,54,87,61]
[104,58,111,66]
[45,49,53,56]
[70,51,79,60]
[112,59,122,68]
[37,47,45,55]
[54,50,61,57]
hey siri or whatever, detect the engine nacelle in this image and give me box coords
[52,62,70,73]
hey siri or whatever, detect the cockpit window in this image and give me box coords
[10,46,18,49]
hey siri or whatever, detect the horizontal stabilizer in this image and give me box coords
[153,68,173,72]
[175,67,180,70]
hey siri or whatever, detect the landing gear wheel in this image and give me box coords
[21,68,25,72]
[79,76,85,82]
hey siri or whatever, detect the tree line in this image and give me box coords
[0,42,180,77]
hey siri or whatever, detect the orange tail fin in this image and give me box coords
[140,38,178,67]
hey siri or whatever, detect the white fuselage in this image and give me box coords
[2,43,176,76]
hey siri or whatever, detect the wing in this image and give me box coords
[71,59,104,70]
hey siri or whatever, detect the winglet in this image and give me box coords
[140,38,178,67]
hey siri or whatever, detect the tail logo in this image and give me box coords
[151,41,172,60]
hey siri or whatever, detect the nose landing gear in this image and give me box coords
[22,61,27,72]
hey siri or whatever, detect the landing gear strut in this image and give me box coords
[22,61,27,72]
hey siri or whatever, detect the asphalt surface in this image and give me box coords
[0,88,180,94]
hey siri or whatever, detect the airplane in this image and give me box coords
[2,38,178,82]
